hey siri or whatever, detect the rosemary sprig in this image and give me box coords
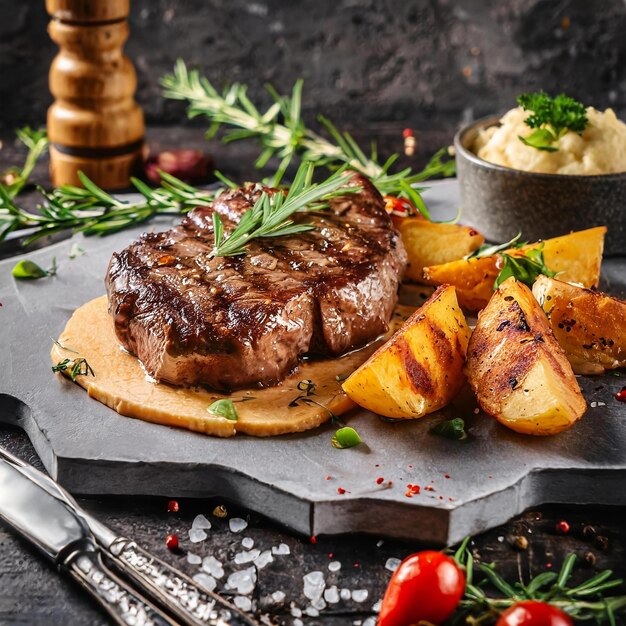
[212,161,356,256]
[161,60,455,217]
[451,539,626,623]
[0,169,219,244]
[1,127,49,198]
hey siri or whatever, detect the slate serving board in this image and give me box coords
[1,180,625,545]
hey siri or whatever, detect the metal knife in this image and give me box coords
[0,448,260,626]
[0,454,177,626]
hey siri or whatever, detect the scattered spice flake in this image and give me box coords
[167,499,179,513]
[556,520,570,534]
[337,487,347,495]
[448,497,456,502]
[310,536,317,544]
[444,474,451,479]
[354,562,360,568]
[325,475,331,481]
[328,553,334,559]
[165,534,179,550]
[424,485,435,492]
[387,480,393,487]
[438,496,444,500]
[615,387,626,402]
[405,484,420,497]
[402,128,414,139]
[376,477,385,485]
[407,464,413,469]
[546,562,553,568]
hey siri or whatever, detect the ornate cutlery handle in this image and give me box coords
[107,538,259,626]
[65,547,177,626]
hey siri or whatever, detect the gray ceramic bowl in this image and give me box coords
[454,115,626,256]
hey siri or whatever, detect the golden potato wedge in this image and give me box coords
[466,277,586,435]
[424,226,606,311]
[533,275,626,375]
[396,217,485,284]
[342,285,470,419]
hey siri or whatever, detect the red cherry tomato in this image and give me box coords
[378,550,465,626]
[496,601,574,626]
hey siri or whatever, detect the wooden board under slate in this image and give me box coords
[1,181,625,545]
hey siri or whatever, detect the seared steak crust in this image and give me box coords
[106,173,407,390]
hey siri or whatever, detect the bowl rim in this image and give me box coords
[454,114,626,181]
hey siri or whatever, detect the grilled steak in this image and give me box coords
[106,173,407,390]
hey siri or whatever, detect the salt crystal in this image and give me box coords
[271,543,290,555]
[234,549,261,564]
[352,589,369,603]
[227,567,257,595]
[497,536,504,543]
[324,586,340,604]
[202,556,224,579]
[188,528,207,543]
[311,597,327,611]
[598,401,606,407]
[363,617,377,626]
[187,552,201,565]
[354,621,362,626]
[340,588,351,600]
[229,518,248,533]
[254,550,274,569]
[384,557,401,572]
[328,561,341,572]
[303,571,326,602]
[376,540,384,548]
[305,607,319,617]
[192,572,217,592]
[291,606,302,617]
[242,537,254,549]
[192,514,212,530]
[234,596,252,612]
[293,620,303,626]
[591,401,598,408]
[371,599,382,612]
[271,591,286,603]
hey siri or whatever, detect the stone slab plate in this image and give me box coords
[1,181,625,545]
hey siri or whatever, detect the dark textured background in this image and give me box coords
[1,0,626,160]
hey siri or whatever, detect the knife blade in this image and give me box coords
[0,455,178,626]
[0,447,260,626]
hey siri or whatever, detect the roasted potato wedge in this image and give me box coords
[424,226,607,311]
[342,285,470,419]
[533,275,626,375]
[396,217,485,284]
[466,277,586,435]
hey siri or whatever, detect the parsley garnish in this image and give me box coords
[207,399,238,421]
[494,244,556,289]
[517,91,588,152]
[12,257,57,280]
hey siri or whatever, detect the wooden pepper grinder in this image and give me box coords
[46,0,145,189]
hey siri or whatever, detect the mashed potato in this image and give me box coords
[473,106,626,175]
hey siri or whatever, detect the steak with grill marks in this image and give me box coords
[105,173,407,390]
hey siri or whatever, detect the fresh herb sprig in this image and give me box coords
[0,169,218,244]
[495,244,557,289]
[452,539,626,623]
[1,127,49,198]
[52,357,95,381]
[161,60,455,217]
[212,161,356,257]
[517,92,588,152]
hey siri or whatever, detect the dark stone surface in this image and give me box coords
[1,0,625,161]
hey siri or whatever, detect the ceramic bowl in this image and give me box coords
[454,115,626,256]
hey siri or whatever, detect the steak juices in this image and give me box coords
[106,174,407,391]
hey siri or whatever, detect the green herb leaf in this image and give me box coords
[519,128,559,152]
[331,426,363,449]
[467,233,525,259]
[430,417,467,440]
[52,357,95,381]
[69,243,86,259]
[517,91,588,152]
[494,244,557,290]
[12,259,50,280]
[207,399,239,421]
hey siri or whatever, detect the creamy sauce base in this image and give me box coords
[51,296,413,437]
